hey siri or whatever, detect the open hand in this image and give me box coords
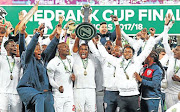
[134,72,142,82]
[172,75,180,82]
[56,24,62,35]
[110,15,118,21]
[165,13,173,25]
[141,28,148,40]
[38,23,45,33]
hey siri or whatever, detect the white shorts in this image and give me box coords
[0,93,22,112]
[54,96,75,112]
[74,89,96,112]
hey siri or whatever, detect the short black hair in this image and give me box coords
[79,43,89,51]
[100,22,107,26]
[4,39,14,48]
[58,42,67,48]
[123,45,135,54]
[58,42,66,46]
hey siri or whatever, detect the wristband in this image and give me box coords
[114,21,119,25]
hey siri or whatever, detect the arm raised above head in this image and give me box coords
[73,37,80,53]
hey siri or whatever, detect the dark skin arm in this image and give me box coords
[73,37,80,53]
[19,24,27,56]
[111,15,122,47]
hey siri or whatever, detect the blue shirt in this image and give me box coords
[17,33,59,107]
[141,63,163,98]
[98,30,116,45]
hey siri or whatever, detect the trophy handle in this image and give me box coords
[14,1,39,36]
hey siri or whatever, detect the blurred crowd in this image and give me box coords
[1,0,180,5]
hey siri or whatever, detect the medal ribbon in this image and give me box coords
[58,56,71,73]
[174,59,180,74]
[81,58,88,70]
[122,59,132,79]
[6,56,15,77]
[142,41,147,51]
[108,62,116,77]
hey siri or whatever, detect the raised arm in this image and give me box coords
[73,37,80,53]
[19,34,26,57]
[162,14,174,56]
[42,36,59,61]
[154,24,172,44]
[24,33,39,63]
[5,21,19,42]
[121,29,136,46]
[155,13,174,44]
[111,15,122,47]
[137,13,174,64]
[162,32,173,56]
[24,24,44,64]
[41,24,61,62]
[136,30,156,65]
[97,42,118,66]
[88,39,105,64]
[19,24,27,57]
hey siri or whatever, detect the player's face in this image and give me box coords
[159,51,166,60]
[99,24,108,34]
[79,45,89,59]
[0,33,5,41]
[123,48,133,60]
[34,44,42,60]
[6,41,17,56]
[105,41,113,54]
[111,46,122,58]
[58,43,70,56]
[173,46,180,59]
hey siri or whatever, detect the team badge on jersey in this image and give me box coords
[142,68,154,78]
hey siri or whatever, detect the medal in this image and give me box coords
[84,70,87,76]
[10,74,13,80]
[82,58,88,76]
[125,72,129,80]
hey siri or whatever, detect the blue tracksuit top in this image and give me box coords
[17,33,59,107]
[141,63,163,98]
